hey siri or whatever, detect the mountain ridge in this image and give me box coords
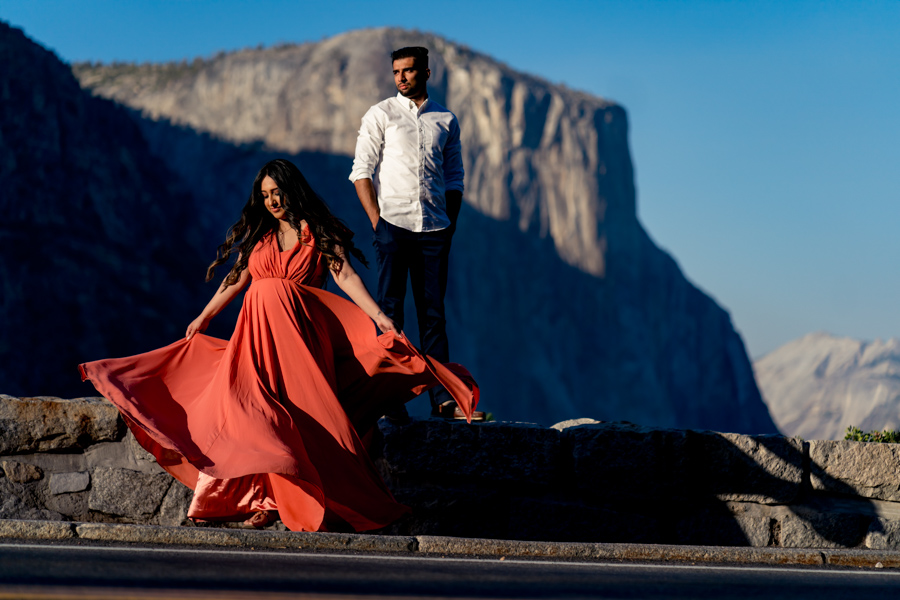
[4,23,776,432]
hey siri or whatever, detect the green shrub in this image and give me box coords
[844,426,900,443]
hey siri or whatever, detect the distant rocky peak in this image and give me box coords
[756,331,900,440]
[73,27,629,277]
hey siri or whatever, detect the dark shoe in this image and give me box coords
[432,400,486,421]
[383,404,411,425]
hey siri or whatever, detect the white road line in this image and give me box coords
[2,542,899,577]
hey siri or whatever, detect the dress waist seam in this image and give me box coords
[250,277,324,288]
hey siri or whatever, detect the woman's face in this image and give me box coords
[261,175,287,221]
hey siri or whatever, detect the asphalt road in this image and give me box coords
[1,542,900,599]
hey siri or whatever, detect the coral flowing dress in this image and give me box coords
[79,231,478,532]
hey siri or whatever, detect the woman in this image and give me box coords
[80,159,478,532]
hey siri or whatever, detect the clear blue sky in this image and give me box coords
[4,0,899,358]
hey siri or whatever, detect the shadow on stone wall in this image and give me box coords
[373,419,889,549]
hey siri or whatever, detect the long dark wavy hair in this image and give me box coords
[206,158,367,287]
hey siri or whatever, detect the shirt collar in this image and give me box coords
[395,92,430,113]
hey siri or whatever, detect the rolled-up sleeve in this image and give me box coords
[442,116,464,193]
[349,107,384,182]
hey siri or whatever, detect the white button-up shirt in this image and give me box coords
[349,94,464,232]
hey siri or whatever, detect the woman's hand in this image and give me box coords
[186,315,210,340]
[374,311,400,335]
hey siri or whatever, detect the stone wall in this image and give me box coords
[0,395,192,527]
[3,395,899,549]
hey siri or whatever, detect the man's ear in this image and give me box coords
[425,68,431,81]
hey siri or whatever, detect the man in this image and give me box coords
[350,46,483,421]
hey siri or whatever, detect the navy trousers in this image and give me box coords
[372,218,453,409]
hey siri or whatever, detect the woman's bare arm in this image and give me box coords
[186,268,251,339]
[330,248,399,335]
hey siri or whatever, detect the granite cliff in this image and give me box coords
[0,22,210,397]
[755,332,900,440]
[75,31,626,277]
[4,24,775,431]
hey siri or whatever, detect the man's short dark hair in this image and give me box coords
[391,46,429,69]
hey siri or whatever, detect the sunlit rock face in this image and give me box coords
[756,332,900,440]
[4,25,775,432]
[75,28,624,277]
